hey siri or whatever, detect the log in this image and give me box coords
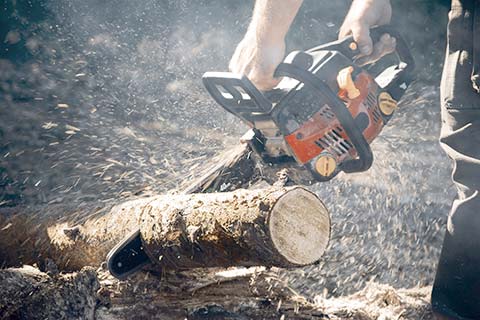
[96,268,434,320]
[140,186,330,269]
[0,201,140,270]
[96,267,330,319]
[0,265,434,320]
[0,187,330,271]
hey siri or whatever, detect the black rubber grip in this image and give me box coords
[202,72,272,126]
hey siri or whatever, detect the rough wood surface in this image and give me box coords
[0,265,434,320]
[96,268,434,320]
[0,200,140,270]
[141,186,330,269]
[0,266,99,320]
[0,186,330,271]
[97,267,329,320]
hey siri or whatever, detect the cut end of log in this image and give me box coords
[268,188,330,266]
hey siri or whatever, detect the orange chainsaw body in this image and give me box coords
[284,72,383,165]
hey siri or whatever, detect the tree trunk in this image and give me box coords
[96,267,331,320]
[0,265,434,320]
[0,187,330,271]
[0,200,141,270]
[96,268,434,320]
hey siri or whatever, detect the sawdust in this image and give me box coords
[1,264,431,319]
[0,0,451,318]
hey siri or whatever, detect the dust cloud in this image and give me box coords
[0,0,453,298]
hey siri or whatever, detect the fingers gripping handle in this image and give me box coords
[368,26,415,101]
[369,25,415,72]
[309,25,415,100]
[311,25,414,68]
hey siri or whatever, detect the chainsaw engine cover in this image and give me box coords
[271,50,385,180]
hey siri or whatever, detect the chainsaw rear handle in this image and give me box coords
[309,25,414,70]
[274,62,374,174]
[309,25,415,101]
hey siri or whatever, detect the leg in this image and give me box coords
[431,0,480,319]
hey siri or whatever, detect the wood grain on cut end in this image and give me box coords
[268,188,330,266]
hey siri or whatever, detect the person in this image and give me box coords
[228,0,480,319]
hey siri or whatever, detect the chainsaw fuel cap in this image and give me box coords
[315,153,337,178]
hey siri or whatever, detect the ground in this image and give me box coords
[0,0,453,319]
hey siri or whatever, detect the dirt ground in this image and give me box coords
[0,0,454,318]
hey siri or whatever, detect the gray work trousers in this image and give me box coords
[431,0,480,318]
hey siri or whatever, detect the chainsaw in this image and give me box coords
[202,25,415,181]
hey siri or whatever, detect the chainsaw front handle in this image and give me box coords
[202,72,272,127]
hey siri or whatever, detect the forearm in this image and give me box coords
[229,0,303,90]
[247,0,303,44]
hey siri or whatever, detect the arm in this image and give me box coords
[248,0,303,44]
[230,0,395,91]
[229,0,303,91]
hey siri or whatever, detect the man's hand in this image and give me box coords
[229,0,303,91]
[339,0,395,65]
[229,34,286,91]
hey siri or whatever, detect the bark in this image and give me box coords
[0,265,434,320]
[96,267,329,320]
[0,187,330,271]
[140,186,330,269]
[0,200,140,270]
[0,265,326,320]
[96,268,434,320]
[0,265,99,320]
